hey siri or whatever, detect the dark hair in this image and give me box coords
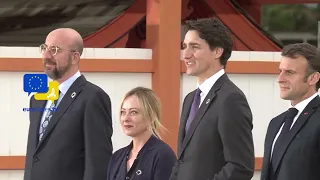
[281,42,320,90]
[182,17,233,67]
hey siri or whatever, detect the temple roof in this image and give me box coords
[0,0,282,51]
[0,0,135,46]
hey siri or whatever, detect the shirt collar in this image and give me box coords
[197,69,225,96]
[291,93,318,112]
[58,71,81,95]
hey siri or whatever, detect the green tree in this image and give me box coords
[262,4,318,33]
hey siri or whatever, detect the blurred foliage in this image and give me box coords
[261,4,319,34]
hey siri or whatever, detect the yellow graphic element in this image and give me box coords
[34,81,59,103]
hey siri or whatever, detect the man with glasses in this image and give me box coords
[23,28,113,180]
[261,43,320,180]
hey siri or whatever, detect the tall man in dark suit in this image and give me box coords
[261,43,320,180]
[169,18,255,180]
[23,28,113,180]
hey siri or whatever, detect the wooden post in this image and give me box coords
[146,0,182,153]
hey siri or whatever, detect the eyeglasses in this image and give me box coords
[39,44,76,56]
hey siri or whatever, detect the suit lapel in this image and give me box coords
[178,74,227,158]
[273,96,320,172]
[177,93,194,153]
[261,113,286,178]
[35,75,86,150]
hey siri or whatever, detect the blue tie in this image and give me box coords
[38,90,61,142]
[185,88,201,132]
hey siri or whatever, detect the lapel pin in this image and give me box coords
[206,99,210,104]
[71,92,76,98]
[304,112,308,115]
[136,170,142,175]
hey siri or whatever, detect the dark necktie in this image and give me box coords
[38,90,61,142]
[185,88,201,133]
[270,107,298,176]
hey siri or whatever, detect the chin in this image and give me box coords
[280,94,290,100]
[44,70,53,76]
[124,131,138,137]
[186,70,197,76]
[126,130,147,138]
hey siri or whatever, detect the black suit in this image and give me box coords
[170,74,255,180]
[23,75,113,180]
[261,95,320,180]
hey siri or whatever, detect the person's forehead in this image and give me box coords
[122,95,140,107]
[45,32,71,47]
[184,30,211,48]
[279,56,308,70]
[184,30,201,40]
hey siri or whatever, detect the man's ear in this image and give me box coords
[72,52,81,65]
[308,72,320,86]
[213,47,224,59]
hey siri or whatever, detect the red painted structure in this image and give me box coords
[83,0,317,51]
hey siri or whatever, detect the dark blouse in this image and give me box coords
[107,135,177,180]
[113,144,142,180]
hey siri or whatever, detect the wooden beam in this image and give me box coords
[0,156,263,170]
[0,156,25,170]
[0,57,280,74]
[204,0,282,51]
[181,61,280,74]
[255,157,263,170]
[0,58,153,72]
[146,0,181,154]
[237,0,262,24]
[83,0,146,48]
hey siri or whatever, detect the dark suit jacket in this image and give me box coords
[170,74,255,180]
[23,75,113,180]
[261,95,320,180]
[107,135,176,180]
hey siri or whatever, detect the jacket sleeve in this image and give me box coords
[212,92,255,180]
[154,145,177,180]
[83,90,113,180]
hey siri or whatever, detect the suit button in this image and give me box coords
[33,157,39,162]
[179,160,184,164]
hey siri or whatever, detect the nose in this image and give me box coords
[277,71,285,83]
[121,113,131,122]
[183,47,193,60]
[42,48,53,59]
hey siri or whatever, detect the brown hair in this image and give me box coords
[281,43,320,90]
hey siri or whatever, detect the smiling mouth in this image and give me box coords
[186,61,195,66]
[280,87,289,90]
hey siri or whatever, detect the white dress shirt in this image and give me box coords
[197,69,225,106]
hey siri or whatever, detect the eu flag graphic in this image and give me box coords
[23,74,48,96]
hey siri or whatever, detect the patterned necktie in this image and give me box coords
[38,90,61,142]
[270,107,298,174]
[185,88,201,133]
